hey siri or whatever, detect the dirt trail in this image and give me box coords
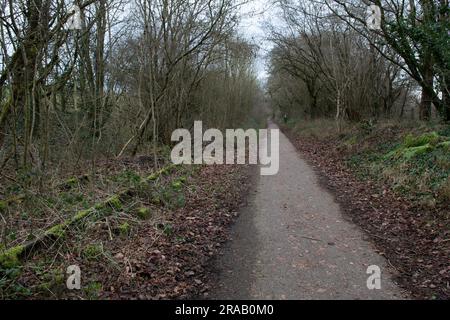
[209,122,408,299]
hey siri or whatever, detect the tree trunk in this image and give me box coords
[443,83,450,121]
[419,52,434,120]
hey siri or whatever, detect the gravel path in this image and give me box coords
[209,123,408,300]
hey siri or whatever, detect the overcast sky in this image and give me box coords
[238,0,281,81]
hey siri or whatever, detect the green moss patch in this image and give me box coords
[384,132,449,161]
[404,131,441,148]
[118,222,131,236]
[82,243,104,260]
[402,143,435,160]
[71,209,94,223]
[44,224,67,238]
[347,127,450,205]
[171,181,183,191]
[438,140,450,150]
[0,164,178,270]
[105,195,122,210]
[137,207,152,220]
[0,245,25,268]
[65,177,78,187]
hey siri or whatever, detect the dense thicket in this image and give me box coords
[267,0,449,123]
[0,0,260,174]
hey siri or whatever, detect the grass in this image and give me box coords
[136,207,152,220]
[82,243,104,260]
[348,129,449,206]
[288,118,450,207]
[0,160,194,299]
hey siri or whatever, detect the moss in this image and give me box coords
[0,245,25,268]
[404,131,440,148]
[161,165,173,175]
[105,195,122,210]
[70,209,93,223]
[45,208,95,239]
[146,164,176,181]
[146,171,162,181]
[137,207,151,220]
[151,196,161,205]
[83,282,102,300]
[94,202,106,210]
[437,140,450,151]
[178,176,187,183]
[82,243,103,260]
[53,272,65,285]
[45,224,66,238]
[402,144,434,160]
[65,177,78,187]
[384,134,442,160]
[171,181,183,191]
[38,269,65,292]
[118,222,131,236]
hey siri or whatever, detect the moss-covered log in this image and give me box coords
[0,164,177,268]
[384,132,450,160]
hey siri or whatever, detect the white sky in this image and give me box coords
[238,0,281,81]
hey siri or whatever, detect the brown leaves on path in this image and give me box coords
[93,164,253,300]
[282,127,450,300]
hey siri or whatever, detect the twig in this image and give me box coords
[105,217,113,241]
[300,235,322,242]
[0,172,17,183]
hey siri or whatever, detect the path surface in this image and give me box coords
[209,123,407,300]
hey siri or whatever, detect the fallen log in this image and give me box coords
[0,164,177,268]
